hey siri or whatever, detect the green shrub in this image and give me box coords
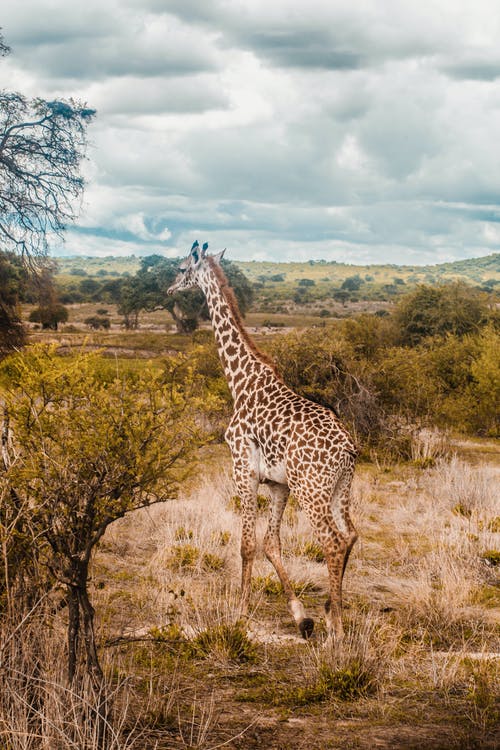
[463,657,500,730]
[481,550,500,567]
[189,623,258,664]
[202,553,225,571]
[487,517,500,533]
[251,574,317,597]
[216,530,231,546]
[453,503,472,519]
[167,544,200,570]
[174,526,193,541]
[299,540,325,563]
[317,658,374,701]
[230,494,269,513]
[239,657,375,706]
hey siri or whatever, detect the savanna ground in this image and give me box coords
[3,306,500,750]
[88,439,499,750]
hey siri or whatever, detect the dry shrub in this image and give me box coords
[425,457,498,521]
[396,541,482,645]
[427,648,500,733]
[303,611,400,700]
[189,623,258,665]
[410,426,451,465]
[462,655,500,732]
[150,469,240,588]
[389,458,499,646]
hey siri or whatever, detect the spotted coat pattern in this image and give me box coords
[168,245,358,638]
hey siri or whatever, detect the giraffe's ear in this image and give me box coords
[212,248,226,264]
[190,240,201,265]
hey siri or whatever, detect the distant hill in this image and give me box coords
[53,252,499,310]
[235,253,500,285]
[55,252,499,284]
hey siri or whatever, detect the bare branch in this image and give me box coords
[0,93,95,258]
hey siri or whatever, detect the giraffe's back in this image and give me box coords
[232,373,357,489]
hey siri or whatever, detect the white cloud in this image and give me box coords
[1,0,500,263]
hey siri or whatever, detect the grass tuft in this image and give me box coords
[189,623,258,665]
[167,544,200,570]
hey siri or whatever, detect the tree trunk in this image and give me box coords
[78,580,103,686]
[67,585,80,685]
[77,567,109,748]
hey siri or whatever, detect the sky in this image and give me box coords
[2,0,500,265]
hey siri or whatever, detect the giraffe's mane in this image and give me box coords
[206,256,280,376]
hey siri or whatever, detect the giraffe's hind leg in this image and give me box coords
[263,483,314,638]
[331,461,357,579]
[324,460,357,638]
[295,462,356,640]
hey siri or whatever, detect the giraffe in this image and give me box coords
[167,242,358,639]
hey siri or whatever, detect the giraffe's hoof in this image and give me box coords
[299,618,314,639]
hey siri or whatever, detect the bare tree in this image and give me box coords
[0,30,95,258]
[0,29,95,355]
[0,95,95,257]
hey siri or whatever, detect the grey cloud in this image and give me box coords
[185,121,351,205]
[136,0,222,25]
[358,106,441,181]
[4,0,500,265]
[442,60,500,81]
[162,1,450,70]
[3,6,115,46]
[23,36,216,81]
[234,30,364,71]
[4,6,219,81]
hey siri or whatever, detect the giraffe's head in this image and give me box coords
[167,241,225,295]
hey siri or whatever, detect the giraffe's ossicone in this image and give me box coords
[168,242,358,640]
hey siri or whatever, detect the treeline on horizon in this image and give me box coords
[51,251,500,307]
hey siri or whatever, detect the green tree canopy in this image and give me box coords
[0,345,213,686]
[341,275,362,291]
[395,282,490,346]
[0,251,28,356]
[118,255,254,331]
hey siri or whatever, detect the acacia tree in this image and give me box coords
[27,259,69,330]
[0,88,95,256]
[119,254,254,332]
[0,30,94,352]
[1,346,213,690]
[0,252,28,356]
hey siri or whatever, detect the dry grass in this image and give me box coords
[0,610,140,749]
[96,446,499,647]
[4,443,499,748]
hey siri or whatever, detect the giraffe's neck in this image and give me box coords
[198,261,271,400]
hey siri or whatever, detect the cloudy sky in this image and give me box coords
[3,0,500,264]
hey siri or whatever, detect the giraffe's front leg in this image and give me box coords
[229,442,260,620]
[239,492,257,619]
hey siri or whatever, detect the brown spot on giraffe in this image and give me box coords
[167,242,358,640]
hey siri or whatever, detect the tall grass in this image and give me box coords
[0,609,138,749]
